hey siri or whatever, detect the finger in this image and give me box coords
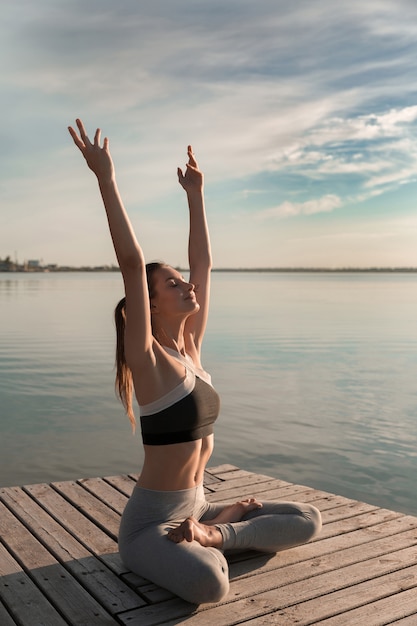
[68,126,85,151]
[177,166,184,182]
[76,118,87,137]
[103,136,109,150]
[187,145,197,168]
[76,118,92,146]
[94,128,101,146]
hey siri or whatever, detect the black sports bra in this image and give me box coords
[139,348,220,446]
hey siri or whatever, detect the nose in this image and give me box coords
[186,281,194,291]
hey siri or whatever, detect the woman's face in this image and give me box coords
[150,266,199,317]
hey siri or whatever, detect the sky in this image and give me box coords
[1,0,417,269]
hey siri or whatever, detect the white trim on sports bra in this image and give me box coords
[162,347,212,385]
[139,347,212,417]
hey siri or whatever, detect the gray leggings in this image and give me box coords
[118,483,321,605]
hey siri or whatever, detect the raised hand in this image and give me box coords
[68,118,114,183]
[177,145,204,194]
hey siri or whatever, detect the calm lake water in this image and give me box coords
[0,271,416,516]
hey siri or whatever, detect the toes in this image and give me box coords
[183,518,195,542]
[167,529,181,543]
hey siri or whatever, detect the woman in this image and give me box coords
[68,119,322,605]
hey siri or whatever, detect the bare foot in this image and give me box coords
[167,517,223,548]
[205,498,263,525]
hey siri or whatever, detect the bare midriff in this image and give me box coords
[136,434,214,491]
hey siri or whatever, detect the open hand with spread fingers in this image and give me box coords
[68,118,115,183]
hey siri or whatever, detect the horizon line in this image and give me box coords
[2,265,417,273]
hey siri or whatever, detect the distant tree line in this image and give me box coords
[0,256,15,270]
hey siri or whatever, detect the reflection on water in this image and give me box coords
[0,271,416,515]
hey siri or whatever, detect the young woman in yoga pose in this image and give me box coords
[68,119,322,604]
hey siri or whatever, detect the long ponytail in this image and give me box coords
[114,297,135,431]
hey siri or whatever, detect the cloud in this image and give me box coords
[263,104,417,202]
[257,194,342,219]
[364,166,417,189]
[308,106,417,146]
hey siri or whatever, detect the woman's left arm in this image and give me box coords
[178,146,212,354]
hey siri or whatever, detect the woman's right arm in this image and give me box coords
[68,119,153,361]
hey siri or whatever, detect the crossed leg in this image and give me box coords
[167,498,263,547]
[167,498,322,553]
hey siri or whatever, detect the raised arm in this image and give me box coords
[68,119,153,360]
[177,146,212,353]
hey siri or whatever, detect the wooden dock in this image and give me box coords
[1,464,417,625]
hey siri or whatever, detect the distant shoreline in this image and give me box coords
[1,266,417,274]
[213,267,417,273]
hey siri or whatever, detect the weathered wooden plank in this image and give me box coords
[207,472,281,493]
[0,542,67,626]
[23,483,119,561]
[205,480,313,502]
[204,477,366,513]
[321,499,378,521]
[308,585,417,625]
[319,507,401,539]
[51,480,121,538]
[138,581,176,603]
[211,468,274,481]
[389,615,417,625]
[203,469,224,486]
[205,467,354,511]
[0,486,146,613]
[206,483,371,518]
[121,570,153,588]
[0,599,17,626]
[244,566,417,625]
[103,474,136,497]
[117,597,198,626]
[24,483,133,577]
[0,501,116,625]
[77,477,129,514]
[303,494,365,513]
